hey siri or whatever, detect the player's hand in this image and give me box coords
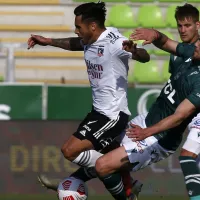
[122,40,137,53]
[126,123,148,141]
[27,34,51,49]
[130,28,159,46]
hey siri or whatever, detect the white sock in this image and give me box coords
[72,150,103,167]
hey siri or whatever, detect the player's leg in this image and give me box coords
[61,109,128,168]
[179,117,200,200]
[95,114,174,200]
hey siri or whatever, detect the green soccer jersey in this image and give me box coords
[145,42,200,150]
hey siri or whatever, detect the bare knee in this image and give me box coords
[61,146,74,161]
[61,141,79,161]
[180,148,197,159]
[95,157,110,177]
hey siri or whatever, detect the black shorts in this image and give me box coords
[73,109,129,151]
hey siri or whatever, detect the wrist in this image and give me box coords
[144,127,156,137]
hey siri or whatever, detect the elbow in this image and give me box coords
[141,53,150,63]
[137,53,150,63]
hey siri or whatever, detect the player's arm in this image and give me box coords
[122,40,150,63]
[142,99,196,138]
[126,99,197,141]
[113,39,150,63]
[27,35,84,51]
[130,28,178,55]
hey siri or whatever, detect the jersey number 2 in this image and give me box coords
[164,79,176,104]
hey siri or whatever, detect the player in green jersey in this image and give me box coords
[118,27,200,200]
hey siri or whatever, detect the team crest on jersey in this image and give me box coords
[97,47,104,57]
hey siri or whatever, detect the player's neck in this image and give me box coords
[88,27,106,45]
[189,34,200,44]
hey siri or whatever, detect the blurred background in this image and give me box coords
[0,0,199,200]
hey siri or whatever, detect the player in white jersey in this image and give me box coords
[28,2,150,200]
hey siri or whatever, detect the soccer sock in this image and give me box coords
[99,172,127,200]
[70,167,97,182]
[72,150,103,168]
[179,156,200,199]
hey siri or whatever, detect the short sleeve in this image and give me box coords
[187,78,200,108]
[109,37,132,59]
[176,43,195,58]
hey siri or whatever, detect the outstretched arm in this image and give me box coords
[51,37,83,51]
[126,99,196,141]
[130,28,178,55]
[27,35,84,51]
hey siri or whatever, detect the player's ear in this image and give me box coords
[196,21,200,30]
[91,22,96,31]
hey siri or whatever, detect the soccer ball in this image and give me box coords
[57,176,88,200]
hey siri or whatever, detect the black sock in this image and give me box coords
[70,167,97,182]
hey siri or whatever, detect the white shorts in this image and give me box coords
[183,114,200,155]
[117,113,174,172]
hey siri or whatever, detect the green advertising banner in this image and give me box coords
[47,86,162,120]
[0,84,163,120]
[0,85,43,120]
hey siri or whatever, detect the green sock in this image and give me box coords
[99,173,127,200]
[179,156,200,198]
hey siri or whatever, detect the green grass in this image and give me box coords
[0,194,189,200]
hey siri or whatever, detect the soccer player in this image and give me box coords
[93,27,200,200]
[28,2,149,200]
[129,4,200,199]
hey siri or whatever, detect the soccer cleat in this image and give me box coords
[37,174,61,191]
[131,179,143,200]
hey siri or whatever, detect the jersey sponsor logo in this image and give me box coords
[80,130,86,136]
[97,47,104,57]
[88,120,98,125]
[185,57,192,62]
[164,79,176,104]
[106,32,119,44]
[85,59,103,79]
[194,119,200,126]
[196,93,200,98]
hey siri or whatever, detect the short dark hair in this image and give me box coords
[74,2,106,27]
[175,3,199,22]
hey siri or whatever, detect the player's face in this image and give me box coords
[74,15,93,45]
[177,17,200,43]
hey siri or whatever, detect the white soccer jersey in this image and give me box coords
[83,27,131,119]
